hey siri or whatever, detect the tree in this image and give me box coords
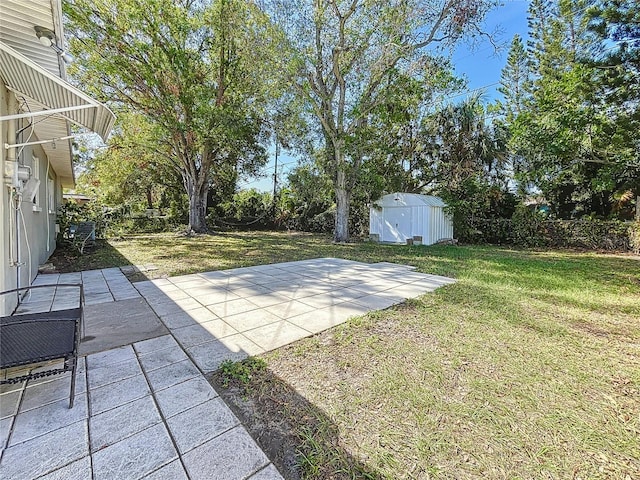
[498,34,531,120]
[587,1,640,217]
[354,62,465,195]
[65,0,278,232]
[76,112,182,213]
[419,95,509,234]
[503,0,640,218]
[268,0,498,241]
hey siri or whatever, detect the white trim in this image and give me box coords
[0,42,115,141]
[5,135,75,150]
[32,155,40,207]
[0,103,96,122]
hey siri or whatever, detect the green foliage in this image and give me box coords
[464,215,633,251]
[283,163,334,233]
[419,95,513,241]
[497,34,530,121]
[219,357,267,389]
[221,190,272,221]
[510,205,547,247]
[76,112,182,216]
[269,0,499,241]
[211,189,274,229]
[56,202,108,243]
[65,0,282,232]
[501,0,640,219]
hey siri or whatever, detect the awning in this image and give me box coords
[0,41,115,142]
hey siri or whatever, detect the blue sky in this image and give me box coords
[243,0,531,193]
[451,0,530,101]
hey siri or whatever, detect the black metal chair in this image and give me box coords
[70,222,95,255]
[0,284,84,408]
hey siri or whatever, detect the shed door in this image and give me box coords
[382,207,412,242]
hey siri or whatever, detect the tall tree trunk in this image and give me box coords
[185,174,209,233]
[334,169,350,242]
[146,187,153,210]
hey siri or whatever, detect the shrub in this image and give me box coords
[510,206,547,247]
[463,216,634,251]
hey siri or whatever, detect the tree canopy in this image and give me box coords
[65,0,639,238]
[65,0,284,232]
[502,0,639,219]
[263,0,499,241]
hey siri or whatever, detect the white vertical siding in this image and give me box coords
[369,207,383,236]
[0,82,14,315]
[412,206,424,239]
[428,207,454,244]
[369,194,453,246]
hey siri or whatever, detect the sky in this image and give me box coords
[451,0,531,101]
[243,0,531,193]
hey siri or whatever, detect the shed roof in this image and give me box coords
[374,193,447,208]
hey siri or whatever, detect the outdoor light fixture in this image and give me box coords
[34,26,55,46]
[34,26,73,64]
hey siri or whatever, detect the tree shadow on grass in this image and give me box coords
[210,366,383,480]
[47,239,134,273]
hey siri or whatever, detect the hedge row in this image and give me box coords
[463,216,640,252]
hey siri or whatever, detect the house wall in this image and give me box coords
[1,81,60,315]
[0,80,11,315]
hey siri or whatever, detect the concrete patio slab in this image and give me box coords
[145,359,201,392]
[9,393,88,445]
[250,464,288,479]
[1,258,454,479]
[80,298,168,355]
[0,420,88,479]
[181,425,270,480]
[91,422,177,480]
[166,398,239,454]
[20,371,86,413]
[38,455,92,480]
[89,374,151,416]
[154,376,218,419]
[185,335,265,372]
[138,345,190,372]
[132,258,456,375]
[142,460,189,480]
[89,395,161,452]
[243,320,312,351]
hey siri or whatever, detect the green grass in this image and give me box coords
[54,232,640,478]
[258,247,639,479]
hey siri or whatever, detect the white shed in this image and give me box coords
[369,193,454,245]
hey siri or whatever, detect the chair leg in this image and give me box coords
[69,358,77,409]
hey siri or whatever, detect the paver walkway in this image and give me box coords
[0,258,455,479]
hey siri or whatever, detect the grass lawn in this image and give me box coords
[53,231,639,479]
